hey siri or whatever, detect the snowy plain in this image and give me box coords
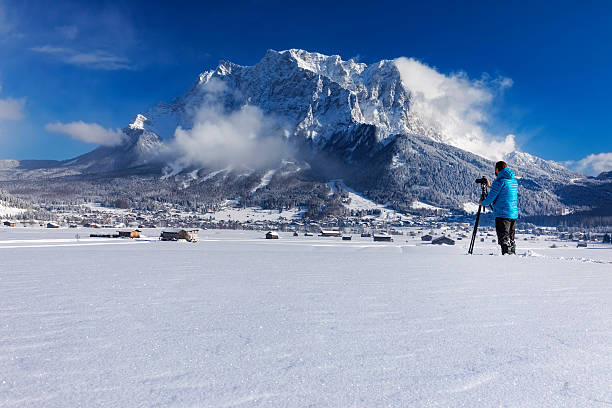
[0,227,610,407]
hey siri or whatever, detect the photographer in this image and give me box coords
[479,161,519,255]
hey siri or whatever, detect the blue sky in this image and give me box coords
[0,0,611,174]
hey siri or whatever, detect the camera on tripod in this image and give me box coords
[475,176,488,185]
[468,175,491,254]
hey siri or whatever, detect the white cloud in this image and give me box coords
[394,57,515,161]
[0,84,25,120]
[0,97,25,120]
[169,104,286,170]
[167,80,286,169]
[565,152,612,176]
[45,121,126,146]
[30,45,132,71]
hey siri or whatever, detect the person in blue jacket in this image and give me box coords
[480,161,519,255]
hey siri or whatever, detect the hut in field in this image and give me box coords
[178,229,198,242]
[160,230,179,241]
[320,229,342,237]
[431,236,455,245]
[373,234,393,242]
[46,222,60,229]
[421,234,433,241]
[118,229,141,238]
[265,231,279,239]
[3,221,15,227]
[160,229,198,242]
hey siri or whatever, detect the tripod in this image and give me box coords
[468,183,489,255]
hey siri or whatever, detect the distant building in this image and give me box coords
[179,229,198,242]
[421,234,433,241]
[3,221,15,227]
[118,229,141,238]
[577,241,588,248]
[266,231,279,239]
[432,236,455,245]
[160,229,198,242]
[373,234,393,242]
[47,222,60,229]
[320,229,342,237]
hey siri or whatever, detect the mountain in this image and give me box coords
[0,49,607,218]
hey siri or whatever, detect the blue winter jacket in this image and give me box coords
[481,167,518,219]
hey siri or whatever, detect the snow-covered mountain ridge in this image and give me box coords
[1,49,608,217]
[139,49,446,149]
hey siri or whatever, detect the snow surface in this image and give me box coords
[251,170,276,193]
[209,203,304,222]
[462,202,480,214]
[328,180,406,220]
[0,204,26,217]
[1,227,611,407]
[411,200,446,212]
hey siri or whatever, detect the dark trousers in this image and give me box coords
[495,217,516,255]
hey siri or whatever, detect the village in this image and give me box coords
[2,199,610,247]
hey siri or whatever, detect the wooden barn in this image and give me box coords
[373,234,393,242]
[179,229,198,242]
[431,236,455,245]
[266,231,279,239]
[160,230,179,241]
[118,229,141,238]
[160,229,198,242]
[320,229,342,237]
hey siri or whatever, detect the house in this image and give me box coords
[432,236,455,245]
[342,236,352,241]
[161,230,180,241]
[320,229,342,237]
[421,234,433,241]
[90,233,113,238]
[47,222,60,229]
[160,229,198,242]
[373,234,393,242]
[118,229,141,238]
[178,229,198,242]
[3,221,15,227]
[266,231,279,239]
[577,241,588,248]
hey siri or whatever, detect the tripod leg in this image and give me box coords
[468,205,482,254]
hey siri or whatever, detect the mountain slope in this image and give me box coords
[0,49,602,217]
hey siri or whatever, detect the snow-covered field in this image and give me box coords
[1,228,610,407]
